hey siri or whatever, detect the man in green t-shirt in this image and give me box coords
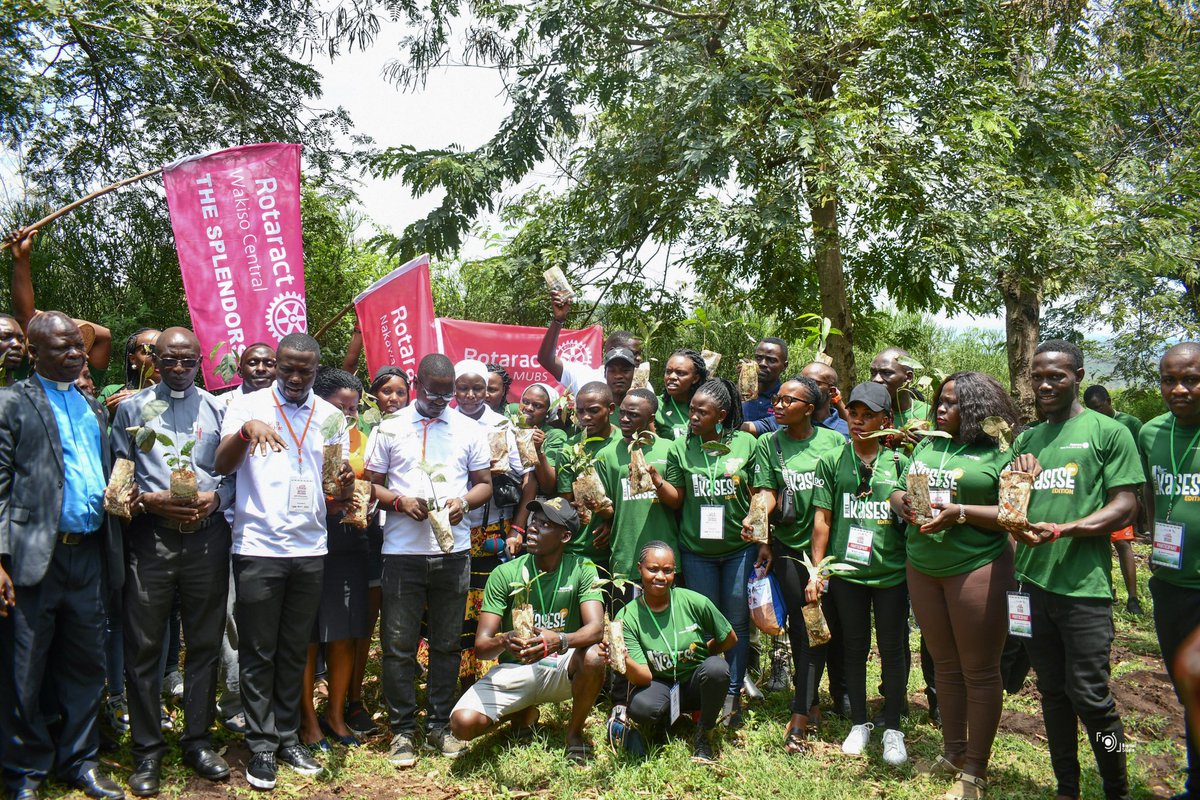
[449,498,606,764]
[1141,342,1200,797]
[1014,340,1142,800]
[1083,383,1145,615]
[554,381,623,564]
[869,346,931,436]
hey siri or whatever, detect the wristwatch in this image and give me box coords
[558,632,568,654]
[956,504,968,525]
[459,494,471,512]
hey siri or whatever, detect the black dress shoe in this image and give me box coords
[127,758,161,797]
[183,748,230,781]
[73,767,125,800]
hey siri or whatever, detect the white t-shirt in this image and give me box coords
[221,386,349,557]
[455,405,529,529]
[559,358,654,395]
[366,405,490,555]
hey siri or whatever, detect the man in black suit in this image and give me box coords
[0,311,127,800]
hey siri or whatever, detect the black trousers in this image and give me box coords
[0,536,105,790]
[380,553,469,734]
[773,542,825,715]
[123,517,230,760]
[627,655,729,732]
[233,555,324,755]
[1150,576,1200,797]
[1025,585,1129,800]
[829,578,909,729]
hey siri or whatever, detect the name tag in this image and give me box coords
[288,476,316,513]
[845,525,874,565]
[669,682,681,724]
[700,505,725,540]
[1007,592,1032,638]
[1152,521,1185,569]
[930,489,952,509]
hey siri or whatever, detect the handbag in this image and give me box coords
[768,432,797,526]
[491,471,523,508]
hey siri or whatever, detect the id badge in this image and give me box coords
[699,505,725,540]
[930,489,952,510]
[1152,521,1185,569]
[1007,591,1032,638]
[669,682,681,724]
[845,525,874,565]
[288,476,316,513]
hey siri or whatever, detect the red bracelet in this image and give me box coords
[1048,524,1062,542]
[542,640,549,658]
[510,525,526,535]
[392,496,404,513]
[238,423,252,442]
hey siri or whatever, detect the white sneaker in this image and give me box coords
[841,722,873,755]
[881,728,908,765]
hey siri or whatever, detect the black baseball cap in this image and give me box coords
[603,347,637,367]
[847,382,892,413]
[526,497,581,534]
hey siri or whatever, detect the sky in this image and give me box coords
[317,20,1007,333]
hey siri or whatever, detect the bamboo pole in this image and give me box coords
[313,299,355,341]
[2,166,164,250]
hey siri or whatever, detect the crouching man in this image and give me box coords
[449,498,605,764]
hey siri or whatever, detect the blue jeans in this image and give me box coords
[680,545,755,695]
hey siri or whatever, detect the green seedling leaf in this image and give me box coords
[134,427,156,454]
[360,408,382,427]
[630,430,655,449]
[914,429,953,439]
[208,341,225,361]
[897,356,925,372]
[981,416,1015,452]
[141,399,169,423]
[319,412,346,441]
[700,441,732,456]
[180,439,196,458]
[215,353,238,382]
[154,431,174,449]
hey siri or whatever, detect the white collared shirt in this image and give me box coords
[366,404,490,555]
[455,405,529,529]
[221,385,349,557]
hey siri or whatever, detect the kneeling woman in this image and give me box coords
[617,542,737,763]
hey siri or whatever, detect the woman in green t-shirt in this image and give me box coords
[888,372,1025,800]
[810,382,909,763]
[618,541,736,763]
[657,349,707,441]
[743,375,844,749]
[648,377,757,725]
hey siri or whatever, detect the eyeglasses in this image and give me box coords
[424,391,455,402]
[157,358,199,369]
[771,394,813,408]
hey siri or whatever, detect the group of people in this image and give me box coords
[0,242,1196,800]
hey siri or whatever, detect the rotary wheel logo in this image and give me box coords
[264,292,308,339]
[555,340,592,364]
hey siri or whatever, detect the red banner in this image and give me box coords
[353,255,437,383]
[163,143,308,390]
[435,317,604,399]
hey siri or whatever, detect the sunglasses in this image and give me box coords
[157,357,199,369]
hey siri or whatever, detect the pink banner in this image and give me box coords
[163,143,308,390]
[435,317,604,399]
[353,255,437,383]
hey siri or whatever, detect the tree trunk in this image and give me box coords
[1000,269,1041,422]
[808,191,856,385]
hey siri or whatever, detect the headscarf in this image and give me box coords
[526,382,562,422]
[453,358,489,381]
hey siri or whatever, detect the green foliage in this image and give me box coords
[1111,387,1167,424]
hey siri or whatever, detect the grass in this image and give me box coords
[42,542,1188,799]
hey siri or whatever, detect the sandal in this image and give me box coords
[944,772,986,800]
[565,743,593,766]
[784,728,810,755]
[917,755,961,778]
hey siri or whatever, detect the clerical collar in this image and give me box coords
[35,374,72,392]
[170,389,187,399]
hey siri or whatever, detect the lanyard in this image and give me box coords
[934,438,970,475]
[1168,419,1200,520]
[273,393,317,469]
[699,440,726,499]
[532,556,565,617]
[668,396,686,426]
[640,594,680,678]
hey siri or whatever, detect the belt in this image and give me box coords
[57,531,96,545]
[150,513,220,534]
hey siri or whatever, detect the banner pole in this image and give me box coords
[313,300,355,341]
[2,166,164,250]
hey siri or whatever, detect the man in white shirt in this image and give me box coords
[214,333,353,791]
[363,353,493,768]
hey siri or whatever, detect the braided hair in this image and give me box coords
[638,539,677,565]
[662,348,707,405]
[485,362,513,411]
[692,377,743,440]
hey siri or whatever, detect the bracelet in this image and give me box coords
[238,423,252,442]
[559,632,568,654]
[510,525,526,535]
[392,496,404,513]
[956,504,968,525]
[542,640,549,658]
[1047,523,1062,542]
[459,494,471,512]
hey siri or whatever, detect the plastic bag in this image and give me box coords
[343,479,373,528]
[701,350,722,375]
[322,443,343,496]
[745,492,771,543]
[488,431,510,474]
[747,564,787,636]
[907,472,933,524]
[628,448,654,496]
[103,458,137,519]
[605,614,629,674]
[998,470,1033,528]
[630,361,651,391]
[737,359,758,401]
[802,601,832,647]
